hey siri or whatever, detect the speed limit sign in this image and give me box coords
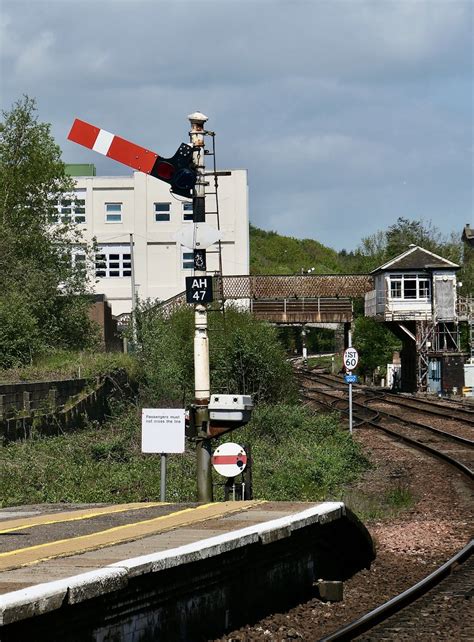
[343,347,359,371]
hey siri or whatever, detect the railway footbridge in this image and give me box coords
[155,273,374,326]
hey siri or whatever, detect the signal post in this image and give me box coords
[188,112,213,502]
[68,110,252,503]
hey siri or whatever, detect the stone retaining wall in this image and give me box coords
[0,371,134,442]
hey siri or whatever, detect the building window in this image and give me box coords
[71,250,87,275]
[388,274,431,300]
[404,278,417,299]
[105,203,122,223]
[95,245,132,278]
[183,202,193,221]
[182,250,194,270]
[52,189,86,224]
[418,279,430,298]
[390,277,402,299]
[155,202,170,221]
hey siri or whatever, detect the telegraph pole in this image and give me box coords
[130,233,138,346]
[188,112,213,502]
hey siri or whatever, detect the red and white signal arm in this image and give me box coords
[67,118,196,198]
[212,443,247,478]
[343,347,359,371]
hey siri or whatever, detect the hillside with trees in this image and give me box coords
[250,218,468,290]
[249,225,346,275]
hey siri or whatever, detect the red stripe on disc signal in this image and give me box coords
[212,455,247,465]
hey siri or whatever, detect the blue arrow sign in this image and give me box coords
[344,374,358,384]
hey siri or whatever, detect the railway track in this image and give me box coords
[308,370,474,426]
[298,366,474,640]
[300,370,474,477]
[321,540,473,641]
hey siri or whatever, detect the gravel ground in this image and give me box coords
[213,425,473,641]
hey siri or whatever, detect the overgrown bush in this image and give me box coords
[232,404,369,501]
[0,96,98,368]
[137,303,296,406]
[0,404,368,507]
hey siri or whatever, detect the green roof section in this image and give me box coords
[65,163,96,177]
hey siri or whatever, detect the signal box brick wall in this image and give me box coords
[442,354,466,393]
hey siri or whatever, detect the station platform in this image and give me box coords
[0,500,374,641]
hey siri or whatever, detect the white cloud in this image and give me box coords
[1,0,472,249]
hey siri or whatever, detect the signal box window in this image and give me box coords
[183,202,193,221]
[418,279,430,298]
[182,251,194,270]
[105,203,122,223]
[390,277,402,299]
[404,278,417,299]
[389,274,431,300]
[155,202,170,222]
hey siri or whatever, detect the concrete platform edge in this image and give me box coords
[0,501,345,626]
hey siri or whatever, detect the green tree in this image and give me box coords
[136,303,296,406]
[353,316,401,379]
[0,96,97,367]
[351,217,463,274]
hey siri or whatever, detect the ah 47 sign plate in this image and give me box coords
[186,276,213,304]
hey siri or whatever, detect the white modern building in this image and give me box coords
[63,166,249,316]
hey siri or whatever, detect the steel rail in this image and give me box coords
[309,371,474,424]
[300,383,474,478]
[301,390,380,430]
[366,388,474,425]
[300,370,474,639]
[301,373,474,446]
[319,539,473,642]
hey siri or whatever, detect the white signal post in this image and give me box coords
[188,112,213,502]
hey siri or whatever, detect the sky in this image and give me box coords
[1,0,472,251]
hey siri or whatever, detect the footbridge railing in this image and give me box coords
[152,274,373,323]
[216,274,374,299]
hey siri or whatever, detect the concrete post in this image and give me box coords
[23,391,31,414]
[301,326,308,363]
[188,111,213,503]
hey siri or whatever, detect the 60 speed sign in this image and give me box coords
[343,347,359,371]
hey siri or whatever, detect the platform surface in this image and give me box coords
[0,500,344,599]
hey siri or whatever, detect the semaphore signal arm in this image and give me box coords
[67,118,197,198]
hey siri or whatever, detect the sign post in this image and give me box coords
[343,345,359,435]
[141,408,185,501]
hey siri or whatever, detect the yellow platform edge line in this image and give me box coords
[0,501,266,571]
[0,502,167,534]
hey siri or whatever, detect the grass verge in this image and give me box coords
[0,351,138,384]
[0,402,369,507]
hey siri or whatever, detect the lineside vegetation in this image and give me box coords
[0,307,369,506]
[0,402,368,506]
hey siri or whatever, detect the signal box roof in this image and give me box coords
[371,245,459,274]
